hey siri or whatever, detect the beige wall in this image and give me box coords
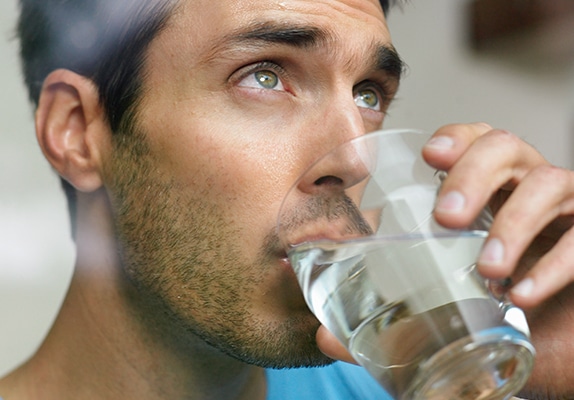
[384,1,573,168]
[0,0,572,376]
[0,0,75,376]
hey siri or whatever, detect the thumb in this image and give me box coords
[316,325,358,365]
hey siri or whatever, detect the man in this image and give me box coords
[1,0,574,398]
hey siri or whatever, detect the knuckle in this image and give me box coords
[482,129,546,166]
[472,122,493,132]
[435,123,463,137]
[531,165,571,189]
[435,122,490,138]
[484,129,521,148]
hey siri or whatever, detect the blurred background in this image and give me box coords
[1,0,573,376]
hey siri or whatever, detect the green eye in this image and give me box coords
[237,62,286,92]
[255,70,279,89]
[354,88,380,111]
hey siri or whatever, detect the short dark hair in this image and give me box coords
[18,0,399,122]
[18,0,176,131]
[18,0,177,235]
[17,0,399,235]
[380,0,393,15]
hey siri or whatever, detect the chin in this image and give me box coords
[242,311,333,369]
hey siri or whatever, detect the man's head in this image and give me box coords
[18,0,401,232]
[18,0,400,130]
[18,0,178,227]
[18,0,403,368]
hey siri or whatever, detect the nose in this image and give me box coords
[296,139,374,196]
[296,96,372,195]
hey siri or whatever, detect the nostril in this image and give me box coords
[314,175,344,186]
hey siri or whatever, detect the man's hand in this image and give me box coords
[424,123,574,399]
[316,123,574,399]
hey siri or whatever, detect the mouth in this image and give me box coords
[275,230,337,264]
[279,207,374,250]
[285,229,366,252]
[272,250,312,311]
[272,242,293,271]
[278,191,373,247]
[278,255,292,273]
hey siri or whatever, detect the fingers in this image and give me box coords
[477,166,573,277]
[422,122,493,171]
[484,166,574,308]
[315,325,357,365]
[510,227,574,308]
[425,125,547,229]
[423,122,574,308]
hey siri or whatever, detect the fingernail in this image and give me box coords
[479,238,505,266]
[511,277,534,298]
[435,191,466,213]
[425,136,455,151]
[473,122,492,131]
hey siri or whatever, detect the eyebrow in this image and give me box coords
[233,22,329,48]
[211,21,404,80]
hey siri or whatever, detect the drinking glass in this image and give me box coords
[277,129,535,400]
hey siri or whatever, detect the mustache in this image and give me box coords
[267,192,374,254]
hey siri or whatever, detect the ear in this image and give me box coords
[36,69,111,192]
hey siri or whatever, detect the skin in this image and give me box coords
[320,123,574,399]
[0,0,399,399]
[1,0,574,399]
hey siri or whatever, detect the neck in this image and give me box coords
[0,189,267,400]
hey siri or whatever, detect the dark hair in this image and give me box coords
[17,0,177,235]
[18,0,177,130]
[17,0,399,235]
[380,0,392,15]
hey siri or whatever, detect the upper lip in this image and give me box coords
[285,232,355,254]
[275,235,333,261]
[283,218,358,249]
[290,235,336,247]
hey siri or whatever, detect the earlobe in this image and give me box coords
[36,69,109,192]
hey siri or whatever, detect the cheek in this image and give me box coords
[138,91,307,246]
[152,128,296,251]
[212,146,291,240]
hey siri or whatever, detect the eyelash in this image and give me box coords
[234,61,289,86]
[232,60,395,107]
[355,82,393,110]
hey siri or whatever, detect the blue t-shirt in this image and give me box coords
[266,362,393,399]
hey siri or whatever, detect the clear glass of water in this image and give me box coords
[277,129,535,400]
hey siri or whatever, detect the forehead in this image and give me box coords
[135,0,398,117]
[162,0,390,55]
[171,0,386,24]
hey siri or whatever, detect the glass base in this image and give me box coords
[404,327,535,400]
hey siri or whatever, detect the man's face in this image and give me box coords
[103,0,399,367]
